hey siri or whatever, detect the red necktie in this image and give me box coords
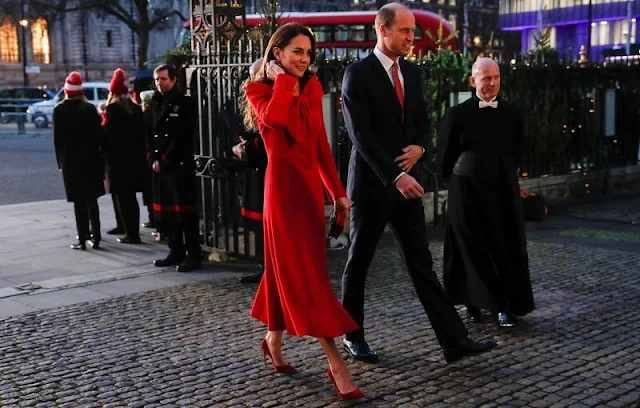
[392,61,404,112]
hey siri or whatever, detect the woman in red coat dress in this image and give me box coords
[241,24,363,401]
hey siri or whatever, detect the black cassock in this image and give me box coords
[436,95,534,316]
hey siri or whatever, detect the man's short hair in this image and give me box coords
[375,2,410,30]
[154,64,177,79]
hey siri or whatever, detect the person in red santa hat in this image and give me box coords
[53,71,105,250]
[102,68,146,244]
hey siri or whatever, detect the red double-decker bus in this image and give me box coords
[178,10,456,59]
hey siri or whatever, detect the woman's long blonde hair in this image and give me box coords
[239,23,317,131]
[106,92,136,113]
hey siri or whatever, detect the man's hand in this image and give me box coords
[232,137,247,160]
[395,174,424,199]
[152,160,160,173]
[394,145,424,172]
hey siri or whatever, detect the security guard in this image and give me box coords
[146,64,201,272]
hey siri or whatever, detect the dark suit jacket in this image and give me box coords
[342,53,428,202]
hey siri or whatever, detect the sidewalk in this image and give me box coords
[0,196,242,318]
[0,193,639,407]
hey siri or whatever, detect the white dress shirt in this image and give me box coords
[373,47,405,94]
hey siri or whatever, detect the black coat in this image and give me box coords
[53,99,105,202]
[103,101,146,194]
[145,88,198,224]
[241,132,267,229]
[436,95,534,316]
[342,54,429,203]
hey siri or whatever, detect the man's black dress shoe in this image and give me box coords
[497,312,518,328]
[443,337,497,364]
[239,271,263,283]
[176,258,202,273]
[107,227,124,235]
[117,235,142,244]
[466,305,484,323]
[142,221,155,229]
[343,339,379,363]
[154,255,184,267]
[70,241,86,250]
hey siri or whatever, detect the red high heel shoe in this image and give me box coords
[327,368,365,401]
[260,339,297,375]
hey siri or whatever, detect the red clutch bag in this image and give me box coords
[328,208,346,239]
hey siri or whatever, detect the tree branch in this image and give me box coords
[149,9,187,30]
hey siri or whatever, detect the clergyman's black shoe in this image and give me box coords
[107,227,124,235]
[443,337,497,364]
[239,271,264,283]
[497,312,518,328]
[154,255,184,267]
[176,258,202,273]
[343,339,379,363]
[466,305,484,323]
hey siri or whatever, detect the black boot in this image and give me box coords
[154,253,185,267]
[176,257,202,273]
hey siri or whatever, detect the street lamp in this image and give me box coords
[19,1,29,87]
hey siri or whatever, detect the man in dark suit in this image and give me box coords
[340,3,496,364]
[437,58,534,328]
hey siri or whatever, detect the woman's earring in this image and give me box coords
[308,64,318,74]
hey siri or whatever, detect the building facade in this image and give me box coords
[499,0,639,61]
[0,1,189,88]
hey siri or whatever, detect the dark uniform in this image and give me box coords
[53,98,105,247]
[146,87,200,263]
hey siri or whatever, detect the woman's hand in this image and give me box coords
[335,197,351,213]
[266,60,285,80]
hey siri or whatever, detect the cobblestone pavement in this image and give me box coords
[1,194,639,407]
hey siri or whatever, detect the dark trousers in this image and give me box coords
[114,192,140,238]
[166,211,201,260]
[73,198,100,241]
[341,195,468,348]
[142,184,154,223]
[112,195,123,230]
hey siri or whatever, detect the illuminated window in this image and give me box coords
[31,18,50,64]
[612,18,637,45]
[0,16,19,63]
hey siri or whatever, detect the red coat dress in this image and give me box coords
[246,74,358,338]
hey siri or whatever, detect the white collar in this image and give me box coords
[374,47,399,72]
[476,92,497,103]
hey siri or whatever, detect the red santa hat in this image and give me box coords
[64,71,83,97]
[109,68,129,95]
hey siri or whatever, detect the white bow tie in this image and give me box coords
[479,100,498,109]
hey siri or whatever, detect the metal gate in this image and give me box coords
[188,0,263,260]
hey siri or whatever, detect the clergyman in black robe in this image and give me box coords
[436,57,534,328]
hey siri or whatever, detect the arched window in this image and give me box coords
[31,17,50,64]
[0,16,19,63]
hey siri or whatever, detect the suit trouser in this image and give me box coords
[341,194,468,348]
[111,195,123,230]
[114,192,140,238]
[73,198,100,240]
[166,211,201,260]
